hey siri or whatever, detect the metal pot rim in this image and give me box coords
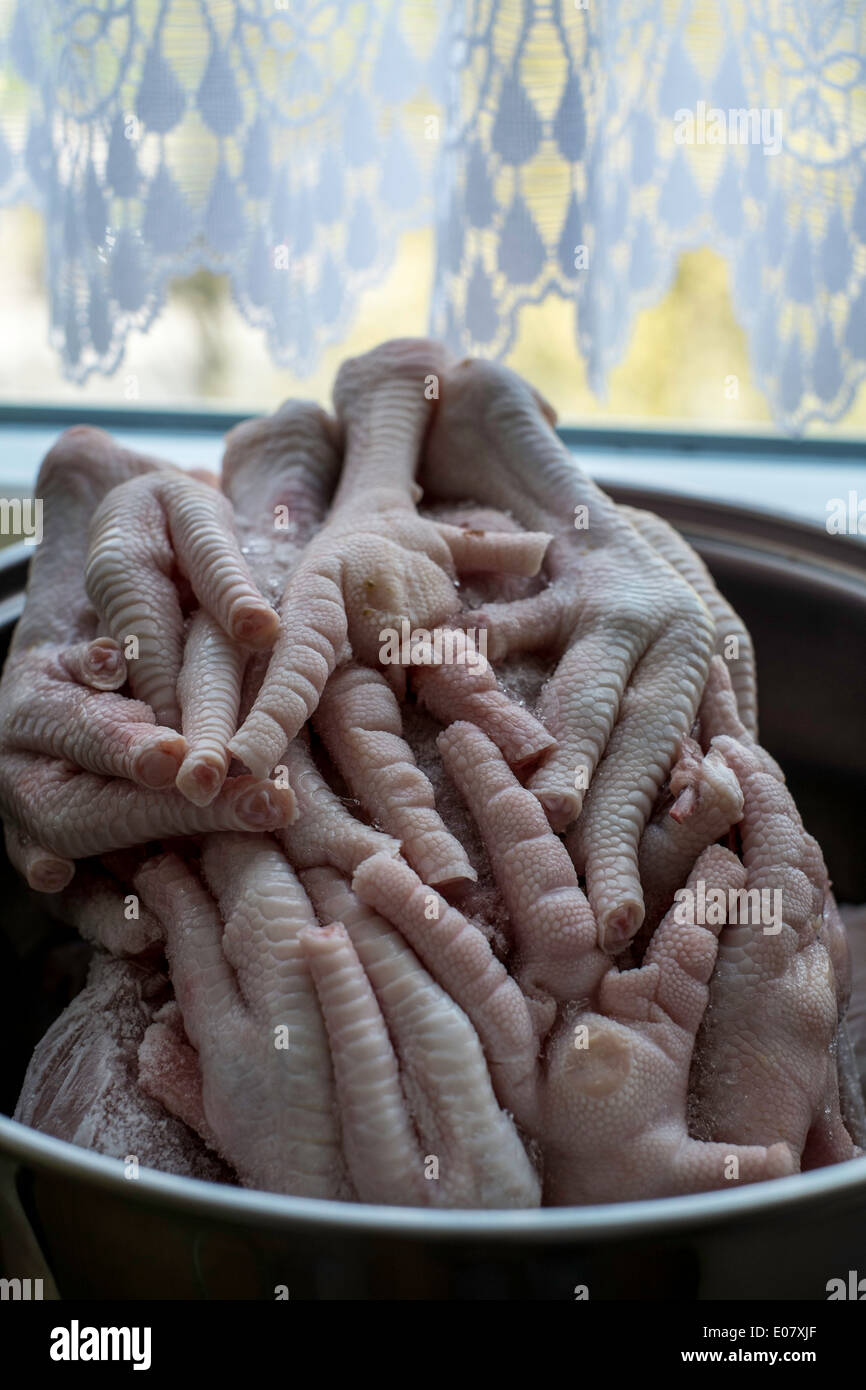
[4,1114,865,1240]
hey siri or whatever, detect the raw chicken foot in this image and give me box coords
[352,834,791,1202]
[313,659,475,890]
[228,341,552,780]
[135,835,539,1206]
[301,867,541,1207]
[169,398,346,803]
[134,835,347,1197]
[637,733,744,938]
[85,467,279,729]
[0,429,291,879]
[423,358,716,950]
[691,700,858,1168]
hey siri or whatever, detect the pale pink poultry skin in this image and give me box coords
[8,341,863,1212]
[85,467,280,729]
[276,733,401,878]
[636,733,745,938]
[219,392,477,889]
[619,506,758,738]
[352,829,792,1203]
[0,428,293,886]
[44,858,164,957]
[410,625,555,770]
[301,868,540,1207]
[132,838,539,1207]
[134,836,347,1197]
[175,610,247,805]
[118,395,543,1205]
[81,402,340,808]
[176,397,346,806]
[689,661,857,1169]
[15,951,231,1183]
[227,340,552,782]
[313,660,476,891]
[189,401,407,926]
[422,357,717,950]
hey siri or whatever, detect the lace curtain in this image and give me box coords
[0,0,864,432]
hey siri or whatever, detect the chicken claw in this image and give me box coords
[302,866,540,1208]
[44,858,163,957]
[228,341,551,780]
[165,398,345,803]
[357,826,792,1201]
[411,627,555,770]
[86,469,279,729]
[423,358,715,949]
[135,837,346,1197]
[0,754,293,859]
[276,734,401,876]
[314,660,475,890]
[638,734,744,935]
[541,846,795,1202]
[4,821,74,893]
[437,720,603,1010]
[620,505,758,737]
[0,429,288,877]
[2,644,187,790]
[691,733,858,1168]
[175,611,246,805]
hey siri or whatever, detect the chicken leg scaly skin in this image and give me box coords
[131,802,536,1204]
[352,843,791,1200]
[619,505,758,738]
[276,733,402,877]
[313,660,475,890]
[85,468,279,730]
[228,340,552,780]
[221,398,342,592]
[0,429,292,880]
[689,736,858,1169]
[539,843,795,1203]
[44,858,164,957]
[301,867,541,1208]
[134,836,348,1197]
[437,720,603,1017]
[422,358,715,949]
[410,626,555,771]
[222,394,463,883]
[222,397,541,886]
[692,654,860,1150]
[175,609,247,805]
[83,405,336,804]
[1,430,179,799]
[636,734,744,938]
[168,399,345,803]
[3,822,74,893]
[81,400,340,807]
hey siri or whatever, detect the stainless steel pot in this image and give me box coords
[1,492,865,1301]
